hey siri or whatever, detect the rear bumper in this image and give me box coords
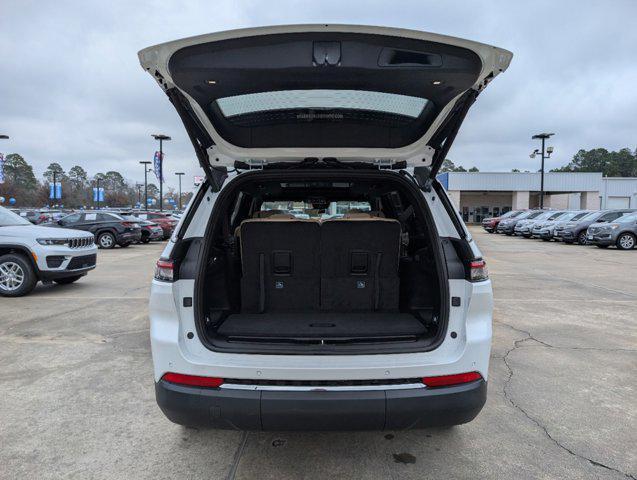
[155,379,487,431]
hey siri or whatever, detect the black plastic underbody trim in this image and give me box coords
[155,378,487,430]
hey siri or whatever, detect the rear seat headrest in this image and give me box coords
[252,210,289,218]
[343,211,386,219]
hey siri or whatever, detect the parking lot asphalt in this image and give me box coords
[1,229,635,480]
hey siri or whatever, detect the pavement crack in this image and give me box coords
[500,325,636,480]
[495,321,636,353]
[226,431,249,480]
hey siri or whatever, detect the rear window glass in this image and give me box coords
[216,90,429,119]
[260,201,371,220]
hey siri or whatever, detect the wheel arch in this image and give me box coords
[0,245,41,277]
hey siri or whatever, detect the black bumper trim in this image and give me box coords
[39,268,93,280]
[155,378,487,431]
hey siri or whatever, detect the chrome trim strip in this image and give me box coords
[220,382,426,392]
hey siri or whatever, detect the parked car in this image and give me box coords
[558,209,635,245]
[497,210,545,235]
[14,209,40,224]
[587,213,637,249]
[511,210,551,236]
[552,211,592,241]
[0,206,97,297]
[529,211,572,239]
[131,212,177,239]
[140,25,510,430]
[122,216,164,243]
[481,210,524,233]
[46,211,141,249]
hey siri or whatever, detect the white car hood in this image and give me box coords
[0,225,94,239]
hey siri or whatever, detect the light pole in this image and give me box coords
[139,161,151,211]
[530,133,555,209]
[151,134,171,212]
[175,172,185,210]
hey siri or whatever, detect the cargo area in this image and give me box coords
[193,169,449,354]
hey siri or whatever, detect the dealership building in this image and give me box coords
[437,172,637,223]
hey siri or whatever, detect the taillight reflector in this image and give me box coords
[469,259,489,282]
[162,373,224,388]
[422,372,482,388]
[154,259,174,282]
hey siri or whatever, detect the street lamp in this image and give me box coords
[175,172,185,210]
[151,134,171,212]
[530,133,555,209]
[139,161,152,211]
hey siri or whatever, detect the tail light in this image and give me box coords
[162,373,224,388]
[422,372,482,388]
[122,221,139,228]
[154,259,174,282]
[469,259,489,282]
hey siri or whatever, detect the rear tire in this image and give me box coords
[616,233,636,250]
[577,231,588,245]
[53,275,83,285]
[0,253,37,297]
[97,232,116,249]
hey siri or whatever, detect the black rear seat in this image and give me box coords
[320,215,401,312]
[238,213,401,313]
[239,216,320,313]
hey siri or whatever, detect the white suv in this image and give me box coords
[141,25,509,430]
[0,206,97,296]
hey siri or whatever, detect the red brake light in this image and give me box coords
[162,373,224,388]
[469,259,489,282]
[422,372,482,388]
[154,259,174,282]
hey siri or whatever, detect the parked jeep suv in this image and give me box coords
[0,206,97,297]
[141,25,510,430]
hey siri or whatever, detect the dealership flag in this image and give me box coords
[0,153,4,184]
[92,187,105,202]
[49,183,62,199]
[153,151,163,183]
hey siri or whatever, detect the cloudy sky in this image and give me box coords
[2,0,636,192]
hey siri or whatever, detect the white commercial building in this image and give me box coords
[438,172,637,223]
